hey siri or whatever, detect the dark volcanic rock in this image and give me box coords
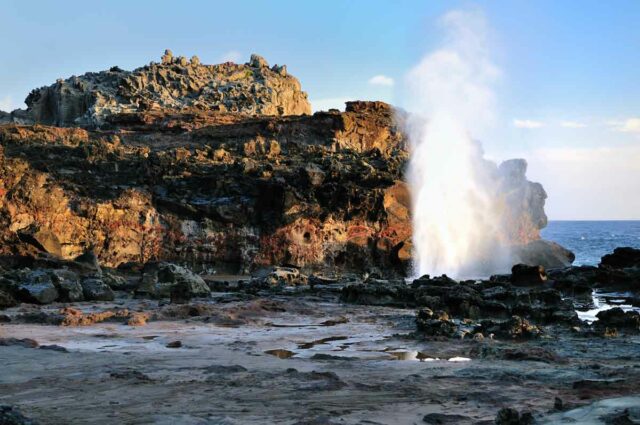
[495,407,534,425]
[600,247,640,269]
[510,264,547,286]
[594,307,640,332]
[50,269,83,302]
[80,277,115,301]
[16,270,59,304]
[0,405,39,425]
[0,289,17,309]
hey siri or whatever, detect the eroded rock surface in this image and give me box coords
[0,53,571,276]
[15,51,310,127]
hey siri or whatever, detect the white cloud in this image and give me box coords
[513,119,544,129]
[560,120,586,128]
[220,50,242,63]
[368,75,395,87]
[523,145,640,220]
[0,95,19,112]
[608,117,640,133]
[310,97,352,112]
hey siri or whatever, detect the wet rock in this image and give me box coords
[470,344,564,363]
[423,413,474,424]
[594,308,640,332]
[600,247,640,269]
[50,269,83,302]
[495,407,534,425]
[480,316,542,340]
[166,340,182,348]
[416,309,458,337]
[0,405,39,425]
[547,266,597,295]
[16,270,59,304]
[80,277,114,301]
[0,289,17,309]
[110,369,153,381]
[138,262,210,299]
[39,344,68,352]
[0,338,39,348]
[510,264,547,286]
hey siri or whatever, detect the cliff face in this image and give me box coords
[19,51,311,127]
[0,101,412,274]
[0,54,571,276]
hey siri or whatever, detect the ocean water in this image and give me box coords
[541,220,640,266]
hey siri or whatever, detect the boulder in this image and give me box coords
[16,270,59,304]
[513,239,575,269]
[415,309,457,337]
[480,316,543,340]
[594,307,640,331]
[102,271,128,290]
[0,405,39,425]
[50,269,83,302]
[600,247,640,269]
[251,267,308,287]
[510,264,547,286]
[80,278,114,301]
[495,407,534,425]
[0,290,17,309]
[137,262,210,299]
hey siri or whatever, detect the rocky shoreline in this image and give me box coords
[1,53,638,424]
[1,247,639,424]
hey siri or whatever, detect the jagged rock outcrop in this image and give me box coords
[0,53,569,276]
[0,102,410,275]
[20,51,310,127]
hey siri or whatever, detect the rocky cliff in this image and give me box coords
[0,54,571,276]
[5,51,310,128]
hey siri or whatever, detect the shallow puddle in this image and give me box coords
[264,349,296,359]
[297,336,348,349]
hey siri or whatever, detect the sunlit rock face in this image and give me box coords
[0,101,412,275]
[20,51,311,127]
[0,51,571,277]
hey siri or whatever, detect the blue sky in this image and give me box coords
[1,1,639,219]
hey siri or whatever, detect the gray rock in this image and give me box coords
[50,269,83,302]
[0,404,39,425]
[251,267,308,287]
[0,290,17,309]
[24,51,310,127]
[249,53,269,68]
[80,278,114,301]
[137,262,210,299]
[17,270,59,304]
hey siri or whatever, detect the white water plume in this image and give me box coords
[406,9,511,279]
